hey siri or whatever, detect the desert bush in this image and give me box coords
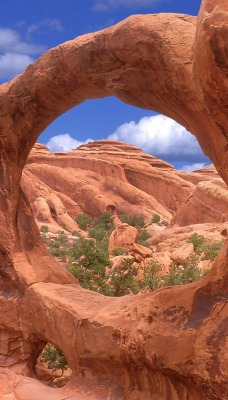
[188,232,205,253]
[74,213,90,230]
[163,256,201,286]
[151,214,161,224]
[67,237,111,294]
[109,259,140,296]
[39,344,68,376]
[57,231,68,246]
[201,240,223,261]
[40,225,49,233]
[112,247,126,256]
[138,229,151,247]
[161,219,169,226]
[120,214,145,228]
[100,211,113,230]
[140,261,162,291]
[188,233,223,261]
[89,226,106,242]
[72,231,81,237]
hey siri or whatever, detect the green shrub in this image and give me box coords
[89,226,106,242]
[188,233,223,261]
[188,233,205,253]
[49,246,67,258]
[40,225,49,233]
[201,240,223,261]
[161,220,169,226]
[109,259,140,296]
[163,256,201,286]
[138,229,151,247]
[112,248,126,256]
[67,237,111,294]
[140,261,162,291]
[72,231,81,237]
[100,211,113,230]
[151,214,161,224]
[119,214,145,228]
[39,344,68,374]
[57,231,68,246]
[74,213,90,230]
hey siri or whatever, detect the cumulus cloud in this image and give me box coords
[46,134,91,152]
[45,115,209,166]
[0,27,46,81]
[0,28,45,54]
[107,114,208,163]
[93,0,160,11]
[180,163,206,172]
[0,53,34,80]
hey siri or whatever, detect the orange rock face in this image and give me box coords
[0,1,227,399]
[108,223,139,255]
[23,141,228,233]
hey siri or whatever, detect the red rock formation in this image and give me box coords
[108,223,139,254]
[0,1,227,399]
[24,141,176,226]
[23,141,228,232]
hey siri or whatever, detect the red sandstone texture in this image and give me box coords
[0,0,227,399]
[23,141,228,233]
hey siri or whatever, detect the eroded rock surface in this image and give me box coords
[0,0,227,399]
[22,141,228,232]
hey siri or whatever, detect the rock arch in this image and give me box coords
[0,0,227,399]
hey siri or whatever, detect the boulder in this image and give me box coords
[171,243,195,265]
[108,224,138,255]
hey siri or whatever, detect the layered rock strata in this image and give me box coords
[23,141,228,232]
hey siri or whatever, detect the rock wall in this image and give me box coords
[0,0,227,399]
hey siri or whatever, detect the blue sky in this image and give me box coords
[0,0,210,171]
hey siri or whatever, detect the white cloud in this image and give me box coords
[179,163,206,172]
[45,114,208,165]
[0,53,34,80]
[0,28,45,54]
[107,114,207,163]
[46,134,90,152]
[26,19,64,38]
[93,0,159,11]
[0,27,46,81]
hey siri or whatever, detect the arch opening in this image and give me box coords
[0,3,227,399]
[35,343,71,388]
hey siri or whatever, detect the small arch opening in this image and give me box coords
[35,343,71,388]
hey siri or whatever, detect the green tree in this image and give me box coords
[89,226,106,242]
[57,231,68,246]
[109,259,140,296]
[39,344,68,376]
[201,240,223,261]
[163,256,201,286]
[140,261,162,291]
[120,214,145,228]
[100,211,113,230]
[67,237,111,294]
[75,213,90,230]
[138,229,151,247]
[188,232,205,253]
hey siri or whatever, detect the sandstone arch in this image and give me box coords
[0,1,227,399]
